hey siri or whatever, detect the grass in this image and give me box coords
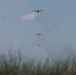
[0,51,76,75]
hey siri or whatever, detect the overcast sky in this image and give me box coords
[0,0,76,60]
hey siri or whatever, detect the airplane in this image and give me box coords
[36,33,43,36]
[37,44,41,46]
[33,10,44,13]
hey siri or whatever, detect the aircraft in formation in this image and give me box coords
[33,10,44,13]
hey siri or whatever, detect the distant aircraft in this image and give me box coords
[33,10,44,13]
[36,33,43,36]
[37,44,41,46]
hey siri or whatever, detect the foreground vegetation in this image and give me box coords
[0,51,76,75]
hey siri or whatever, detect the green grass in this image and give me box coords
[0,51,76,75]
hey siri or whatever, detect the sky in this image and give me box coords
[0,0,76,60]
